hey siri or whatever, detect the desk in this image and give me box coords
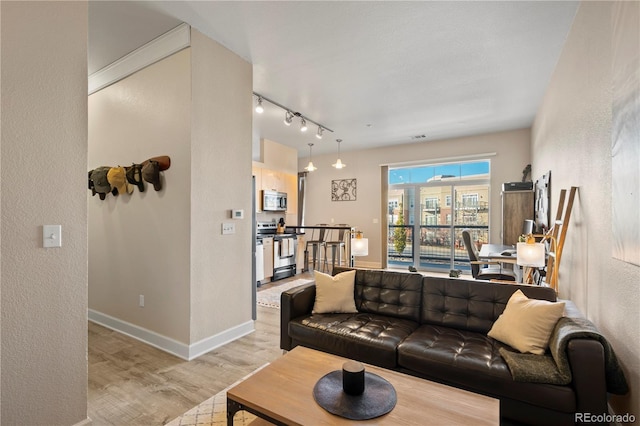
[478,243,517,262]
[478,243,521,282]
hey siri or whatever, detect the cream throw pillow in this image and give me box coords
[488,290,565,355]
[312,270,358,314]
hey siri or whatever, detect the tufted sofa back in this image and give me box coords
[334,267,423,322]
[421,277,557,333]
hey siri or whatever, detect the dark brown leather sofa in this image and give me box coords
[280,267,612,425]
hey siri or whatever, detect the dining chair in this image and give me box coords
[306,224,329,273]
[325,225,349,274]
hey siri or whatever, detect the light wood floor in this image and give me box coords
[88,268,439,425]
[88,280,295,425]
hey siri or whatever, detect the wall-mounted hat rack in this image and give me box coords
[88,155,171,200]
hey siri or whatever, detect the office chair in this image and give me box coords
[462,229,516,282]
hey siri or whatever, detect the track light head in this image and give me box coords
[300,118,308,132]
[255,97,264,114]
[284,111,293,126]
[316,127,324,139]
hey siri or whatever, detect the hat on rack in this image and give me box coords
[107,166,133,196]
[90,166,113,200]
[142,155,171,171]
[126,163,145,192]
[142,160,162,191]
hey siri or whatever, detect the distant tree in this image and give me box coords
[394,204,407,254]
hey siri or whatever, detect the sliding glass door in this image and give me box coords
[388,161,490,273]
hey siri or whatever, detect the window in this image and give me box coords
[388,160,490,272]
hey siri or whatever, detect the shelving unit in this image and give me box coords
[501,189,534,246]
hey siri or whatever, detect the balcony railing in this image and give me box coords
[388,224,489,271]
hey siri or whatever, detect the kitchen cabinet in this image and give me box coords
[262,237,274,281]
[255,242,264,282]
[285,173,298,215]
[502,190,534,246]
[253,165,297,213]
[262,169,285,193]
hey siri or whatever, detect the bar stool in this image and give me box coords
[306,224,329,272]
[325,225,349,274]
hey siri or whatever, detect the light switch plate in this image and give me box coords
[43,225,62,248]
[222,222,235,235]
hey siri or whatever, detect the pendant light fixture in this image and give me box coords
[332,139,346,169]
[305,143,317,171]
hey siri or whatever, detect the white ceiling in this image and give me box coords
[88,1,579,159]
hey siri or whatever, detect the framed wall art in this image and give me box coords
[331,178,357,201]
[611,2,640,266]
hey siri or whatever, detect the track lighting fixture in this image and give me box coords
[255,97,264,114]
[252,92,333,136]
[284,111,294,126]
[305,143,317,172]
[332,139,346,169]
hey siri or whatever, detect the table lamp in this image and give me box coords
[516,237,546,268]
[351,231,369,257]
[516,233,558,291]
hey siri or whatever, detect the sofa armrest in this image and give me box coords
[568,339,608,421]
[280,283,316,351]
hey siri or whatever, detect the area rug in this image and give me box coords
[165,365,270,426]
[256,278,313,309]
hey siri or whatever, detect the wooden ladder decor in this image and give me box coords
[543,186,578,292]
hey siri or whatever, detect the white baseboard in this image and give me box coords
[73,417,92,426]
[88,309,254,361]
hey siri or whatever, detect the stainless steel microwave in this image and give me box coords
[262,190,287,212]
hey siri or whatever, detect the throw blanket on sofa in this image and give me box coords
[499,316,629,394]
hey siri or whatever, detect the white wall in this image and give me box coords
[190,29,253,343]
[88,28,254,359]
[1,2,88,424]
[88,48,192,343]
[301,128,531,267]
[532,1,639,417]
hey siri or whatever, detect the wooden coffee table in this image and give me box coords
[227,346,499,425]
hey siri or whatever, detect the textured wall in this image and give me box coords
[88,29,253,348]
[532,1,639,417]
[189,29,253,342]
[88,49,192,343]
[1,2,88,424]
[300,128,531,267]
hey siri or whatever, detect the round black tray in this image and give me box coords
[313,370,397,420]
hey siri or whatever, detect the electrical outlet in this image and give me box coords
[222,223,235,235]
[139,295,144,307]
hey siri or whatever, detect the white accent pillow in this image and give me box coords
[312,270,358,314]
[488,289,565,355]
